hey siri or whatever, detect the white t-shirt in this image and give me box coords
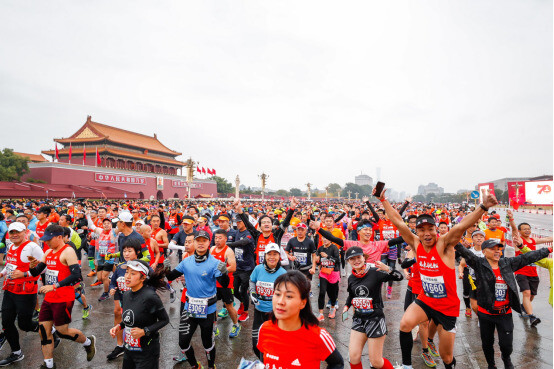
[467,247,484,279]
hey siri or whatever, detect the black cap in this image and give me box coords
[345,246,364,260]
[194,230,211,240]
[415,214,436,228]
[39,229,64,241]
[482,239,502,250]
[233,215,243,223]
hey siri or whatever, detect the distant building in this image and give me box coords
[355,174,373,186]
[476,175,553,192]
[457,189,471,194]
[418,183,444,196]
[13,152,47,163]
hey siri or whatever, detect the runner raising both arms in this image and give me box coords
[378,187,498,369]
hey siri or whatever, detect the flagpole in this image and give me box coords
[83,143,86,166]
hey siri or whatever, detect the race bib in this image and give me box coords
[352,297,374,313]
[124,327,142,351]
[98,240,110,256]
[235,248,244,262]
[187,297,208,318]
[320,258,335,269]
[382,230,395,240]
[4,263,16,278]
[45,269,59,286]
[258,251,265,265]
[495,283,508,302]
[421,275,447,299]
[294,252,308,265]
[117,276,130,292]
[256,281,275,301]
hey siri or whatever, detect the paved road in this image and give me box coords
[0,251,551,369]
[495,208,553,237]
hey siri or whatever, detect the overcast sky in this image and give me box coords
[1,1,552,195]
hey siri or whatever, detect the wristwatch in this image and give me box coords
[479,204,489,212]
[143,326,151,337]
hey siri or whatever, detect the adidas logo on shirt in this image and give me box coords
[291,358,301,366]
[431,256,436,261]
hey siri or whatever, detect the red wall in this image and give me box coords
[23,164,216,199]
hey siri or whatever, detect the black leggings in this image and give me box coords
[340,248,346,269]
[1,291,38,352]
[477,312,514,368]
[318,278,339,310]
[403,286,417,311]
[233,270,252,311]
[462,268,471,309]
[179,311,216,368]
[252,309,270,360]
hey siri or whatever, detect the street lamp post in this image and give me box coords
[347,191,351,200]
[306,183,312,200]
[355,192,359,201]
[235,175,240,199]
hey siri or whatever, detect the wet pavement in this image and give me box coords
[0,253,552,369]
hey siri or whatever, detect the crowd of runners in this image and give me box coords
[0,187,551,369]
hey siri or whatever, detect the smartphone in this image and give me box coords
[373,181,385,198]
[342,311,348,322]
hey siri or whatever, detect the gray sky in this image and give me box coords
[1,1,552,195]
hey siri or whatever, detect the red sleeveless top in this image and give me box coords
[408,260,422,295]
[211,245,234,288]
[256,234,275,265]
[44,244,75,303]
[3,241,39,294]
[35,220,50,251]
[417,243,459,317]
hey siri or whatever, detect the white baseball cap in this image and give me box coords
[8,222,26,233]
[265,243,280,255]
[115,212,133,223]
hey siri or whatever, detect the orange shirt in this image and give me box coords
[484,228,505,244]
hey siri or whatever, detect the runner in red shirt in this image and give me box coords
[380,186,498,369]
[35,206,51,251]
[513,219,553,326]
[257,271,343,368]
[28,224,96,368]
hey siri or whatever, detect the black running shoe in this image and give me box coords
[0,352,24,366]
[106,345,124,361]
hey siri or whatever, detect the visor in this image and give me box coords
[122,260,150,276]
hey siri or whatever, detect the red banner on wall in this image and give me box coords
[95,173,146,185]
[507,181,526,208]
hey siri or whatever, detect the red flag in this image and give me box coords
[68,143,72,163]
[197,166,201,174]
[213,169,216,175]
[96,147,101,166]
[55,144,59,161]
[208,168,213,175]
[202,167,206,174]
[83,144,86,165]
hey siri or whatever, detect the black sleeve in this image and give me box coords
[334,212,346,223]
[29,262,47,277]
[239,212,260,239]
[387,237,405,246]
[274,208,295,242]
[317,228,344,247]
[454,243,479,269]
[365,201,380,224]
[399,201,409,216]
[401,258,417,269]
[146,295,169,334]
[226,238,252,248]
[325,348,344,369]
[57,264,82,287]
[165,268,183,281]
[508,247,550,272]
[158,212,166,229]
[345,281,354,308]
[382,269,403,282]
